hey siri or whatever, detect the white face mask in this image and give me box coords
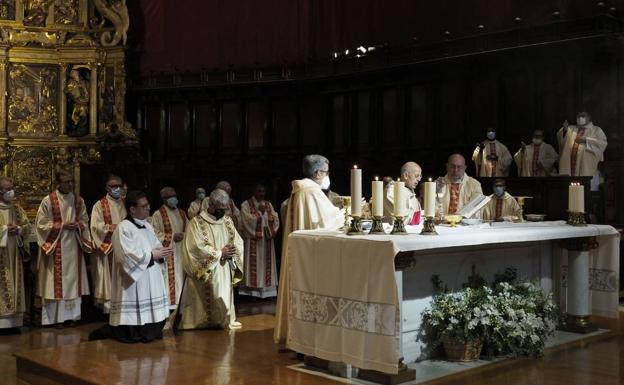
[576,117,587,126]
[320,175,331,190]
[487,132,496,141]
[2,190,15,202]
[532,138,543,145]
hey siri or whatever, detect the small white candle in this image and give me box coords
[424,178,436,217]
[393,178,406,216]
[372,177,383,217]
[350,165,362,216]
[568,183,584,213]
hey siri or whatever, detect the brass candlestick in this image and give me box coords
[391,215,407,235]
[370,216,385,234]
[347,215,364,235]
[567,211,587,226]
[420,216,438,235]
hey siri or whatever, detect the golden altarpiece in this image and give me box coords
[0,0,134,216]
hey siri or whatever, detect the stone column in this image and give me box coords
[89,64,98,136]
[59,64,67,135]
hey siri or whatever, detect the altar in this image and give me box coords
[285,222,620,376]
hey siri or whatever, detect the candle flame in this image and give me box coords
[374,176,379,181]
[353,164,358,169]
[428,177,432,182]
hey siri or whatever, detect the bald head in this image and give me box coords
[400,162,422,189]
[446,153,466,182]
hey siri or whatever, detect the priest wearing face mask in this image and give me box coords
[201,181,241,231]
[481,179,522,222]
[436,154,484,218]
[274,154,344,345]
[0,177,31,330]
[383,162,423,225]
[472,128,513,177]
[557,112,608,177]
[179,189,244,330]
[149,187,187,311]
[514,130,559,177]
[187,187,206,219]
[89,175,127,314]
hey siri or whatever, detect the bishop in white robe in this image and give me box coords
[36,171,93,326]
[0,177,31,329]
[201,181,241,230]
[89,176,126,313]
[239,184,280,298]
[149,187,187,310]
[179,189,244,330]
[557,112,608,177]
[472,128,513,177]
[436,154,483,218]
[275,154,343,344]
[514,130,559,176]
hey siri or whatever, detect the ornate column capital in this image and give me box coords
[559,236,599,252]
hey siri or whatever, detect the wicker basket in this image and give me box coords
[442,336,484,362]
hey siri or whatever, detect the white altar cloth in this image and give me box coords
[285,222,619,374]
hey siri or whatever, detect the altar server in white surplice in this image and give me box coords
[36,170,93,326]
[557,112,607,177]
[514,130,559,176]
[472,128,513,177]
[179,189,244,330]
[0,177,31,329]
[89,191,172,343]
[436,154,483,218]
[90,175,126,313]
[274,154,344,344]
[481,179,522,222]
[239,183,280,299]
[149,187,187,310]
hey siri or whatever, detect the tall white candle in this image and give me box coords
[393,179,406,216]
[568,183,585,212]
[424,179,436,217]
[372,177,383,217]
[350,165,362,216]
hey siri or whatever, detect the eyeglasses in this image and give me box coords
[319,169,330,175]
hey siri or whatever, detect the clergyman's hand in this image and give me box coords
[575,136,586,144]
[435,177,445,194]
[152,246,173,261]
[63,222,78,231]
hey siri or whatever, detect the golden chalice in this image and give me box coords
[444,214,463,228]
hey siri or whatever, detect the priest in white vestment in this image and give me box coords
[179,189,244,330]
[383,162,423,225]
[472,128,513,177]
[514,130,559,176]
[481,179,522,221]
[90,175,126,313]
[239,184,280,298]
[36,171,93,326]
[149,187,187,310]
[436,154,483,218]
[557,112,608,177]
[187,187,205,219]
[0,177,31,329]
[89,191,172,343]
[274,154,344,344]
[201,181,241,230]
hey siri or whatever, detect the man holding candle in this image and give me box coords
[482,179,522,221]
[436,154,483,218]
[383,162,422,225]
[557,112,607,178]
[472,128,513,177]
[274,154,343,345]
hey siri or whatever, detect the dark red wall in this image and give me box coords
[131,0,623,73]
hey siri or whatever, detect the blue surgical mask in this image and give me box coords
[487,132,496,141]
[110,187,122,199]
[166,197,178,208]
[197,193,206,200]
[494,186,505,197]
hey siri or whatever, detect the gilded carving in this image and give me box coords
[0,0,15,20]
[8,64,58,135]
[92,0,129,46]
[54,0,78,25]
[7,30,64,47]
[10,147,54,200]
[65,67,90,136]
[23,0,53,27]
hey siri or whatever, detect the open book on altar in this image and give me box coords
[457,194,491,218]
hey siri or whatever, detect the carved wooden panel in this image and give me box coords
[247,101,267,150]
[356,92,371,147]
[409,85,428,147]
[194,102,217,152]
[221,102,241,151]
[332,95,346,148]
[145,103,164,159]
[272,99,297,148]
[300,96,324,150]
[167,103,189,153]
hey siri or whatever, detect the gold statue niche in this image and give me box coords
[0,0,134,217]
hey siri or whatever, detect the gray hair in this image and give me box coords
[209,188,230,206]
[159,186,176,199]
[302,154,329,178]
[215,180,231,191]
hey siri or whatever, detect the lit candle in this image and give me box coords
[568,183,584,213]
[351,165,362,216]
[394,178,406,216]
[372,176,383,217]
[424,178,436,217]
